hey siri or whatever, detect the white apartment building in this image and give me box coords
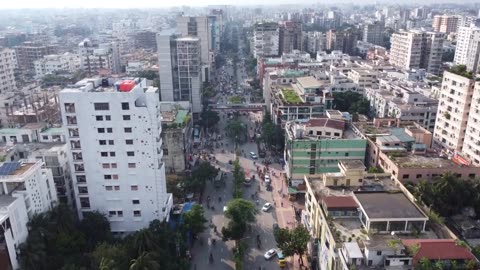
[347,69,377,90]
[78,39,121,74]
[157,33,203,115]
[454,25,480,68]
[59,77,172,234]
[0,48,17,93]
[365,82,438,131]
[432,15,459,34]
[34,53,81,79]
[463,81,480,165]
[253,22,280,58]
[434,70,475,153]
[389,30,444,75]
[304,31,325,54]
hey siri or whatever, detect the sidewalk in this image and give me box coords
[270,167,309,270]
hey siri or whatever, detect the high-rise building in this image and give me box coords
[454,24,480,73]
[432,15,459,34]
[77,39,121,75]
[0,48,17,93]
[304,31,325,54]
[176,16,212,79]
[326,28,358,55]
[279,21,302,54]
[157,33,203,115]
[389,30,444,75]
[434,69,475,153]
[253,22,280,58]
[59,77,172,234]
[208,10,225,52]
[14,42,57,75]
[134,31,158,50]
[363,21,385,46]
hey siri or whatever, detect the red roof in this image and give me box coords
[322,196,358,209]
[402,239,476,264]
[306,118,345,131]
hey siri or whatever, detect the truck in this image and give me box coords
[214,171,225,188]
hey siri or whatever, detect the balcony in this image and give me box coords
[66,116,77,125]
[74,164,85,173]
[72,152,83,161]
[68,128,79,138]
[70,140,81,150]
[64,103,75,113]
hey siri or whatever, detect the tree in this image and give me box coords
[200,109,220,129]
[132,229,158,256]
[222,199,257,241]
[80,211,111,249]
[129,252,160,270]
[275,225,310,266]
[226,119,247,144]
[183,204,207,237]
[91,243,129,270]
[416,257,433,270]
[232,159,245,198]
[18,231,47,270]
[333,91,370,115]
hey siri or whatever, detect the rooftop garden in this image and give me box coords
[448,65,474,80]
[281,89,303,104]
[229,96,245,104]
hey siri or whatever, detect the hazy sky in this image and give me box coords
[0,0,328,9]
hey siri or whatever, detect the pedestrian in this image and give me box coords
[281,202,283,207]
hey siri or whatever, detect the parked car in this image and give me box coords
[264,248,277,260]
[265,175,271,184]
[262,202,272,212]
[250,152,258,159]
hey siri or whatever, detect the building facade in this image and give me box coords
[279,21,302,54]
[454,25,480,70]
[0,48,17,93]
[157,33,203,115]
[253,22,280,58]
[363,21,385,46]
[78,39,121,75]
[14,42,57,75]
[34,53,81,79]
[432,15,459,34]
[59,77,172,234]
[389,30,444,75]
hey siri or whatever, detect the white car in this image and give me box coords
[264,248,277,260]
[262,202,272,212]
[223,206,228,213]
[265,175,271,184]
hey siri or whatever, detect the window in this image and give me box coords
[100,152,108,157]
[133,210,141,217]
[110,152,116,157]
[98,128,105,133]
[99,140,106,145]
[104,175,112,180]
[106,186,113,191]
[112,174,118,180]
[376,251,382,256]
[124,127,132,133]
[107,128,113,133]
[131,185,138,191]
[126,139,133,145]
[114,186,120,191]
[76,175,86,183]
[105,115,111,121]
[416,174,422,179]
[102,163,110,169]
[122,102,130,110]
[132,199,140,204]
[117,211,123,217]
[123,115,131,120]
[94,102,109,110]
[108,211,115,216]
[402,174,409,179]
[127,151,135,157]
[128,163,136,168]
[108,140,114,145]
[80,197,90,208]
[96,115,103,121]
[111,163,117,169]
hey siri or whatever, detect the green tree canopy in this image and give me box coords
[200,109,220,129]
[333,91,370,115]
[183,204,207,237]
[222,198,257,241]
[226,119,247,144]
[275,225,310,266]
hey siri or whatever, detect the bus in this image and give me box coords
[257,142,266,158]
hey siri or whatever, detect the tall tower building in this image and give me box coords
[0,48,17,93]
[60,77,172,234]
[389,30,444,75]
[176,16,212,80]
[279,21,302,54]
[454,24,480,73]
[363,21,385,46]
[157,33,203,115]
[253,22,280,58]
[432,15,459,34]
